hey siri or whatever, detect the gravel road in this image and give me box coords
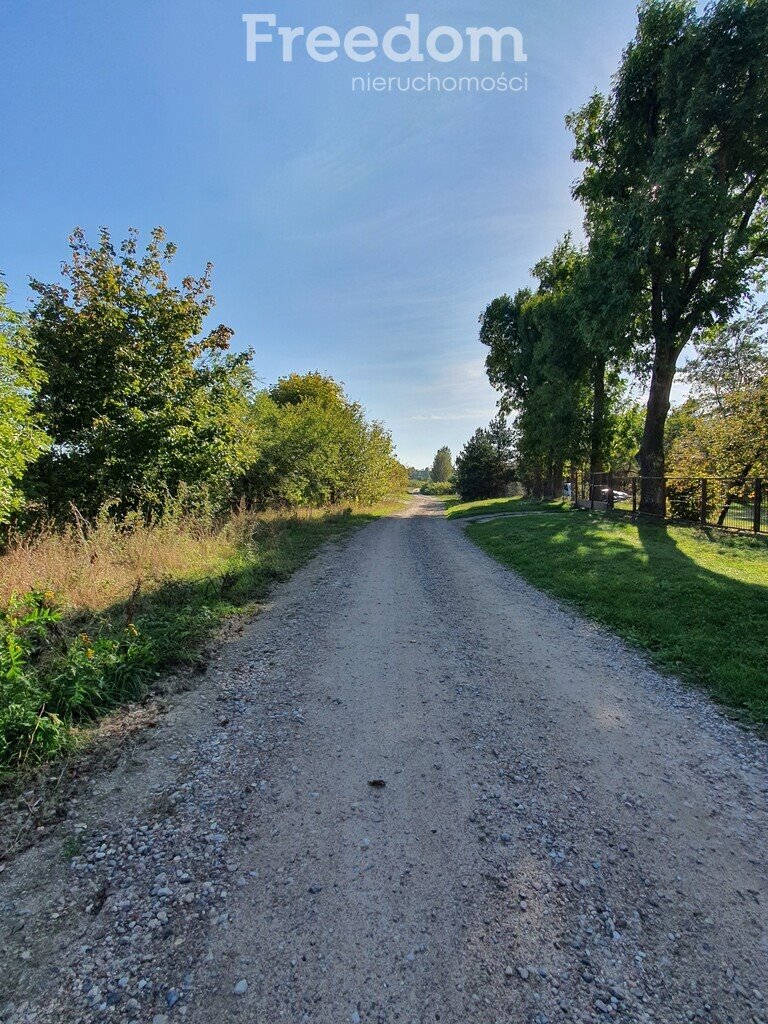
[2,495,767,1024]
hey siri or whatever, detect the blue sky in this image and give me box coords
[1,1,642,468]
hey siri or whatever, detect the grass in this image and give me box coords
[0,499,402,772]
[444,495,570,519]
[463,510,768,723]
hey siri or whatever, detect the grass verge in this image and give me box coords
[1,499,403,773]
[444,495,570,519]
[464,511,768,723]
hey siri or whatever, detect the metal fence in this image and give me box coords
[573,472,767,535]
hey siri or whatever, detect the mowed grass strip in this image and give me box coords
[444,495,571,519]
[464,512,768,723]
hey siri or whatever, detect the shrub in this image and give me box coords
[419,481,455,495]
[667,480,701,522]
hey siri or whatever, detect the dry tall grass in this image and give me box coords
[1,511,261,612]
[0,505,353,613]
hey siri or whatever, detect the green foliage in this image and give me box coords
[28,227,255,518]
[568,0,768,509]
[430,447,453,483]
[479,239,603,495]
[419,481,454,496]
[666,480,702,521]
[455,414,515,502]
[237,373,403,509]
[668,304,768,478]
[467,513,768,722]
[0,282,51,524]
[0,591,69,768]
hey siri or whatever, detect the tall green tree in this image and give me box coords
[29,228,254,517]
[430,446,453,482]
[0,280,50,524]
[569,0,768,514]
[480,238,599,497]
[455,414,515,501]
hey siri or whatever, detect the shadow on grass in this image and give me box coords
[468,512,768,723]
[445,496,570,520]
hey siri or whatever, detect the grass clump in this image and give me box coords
[0,502,397,772]
[465,512,768,723]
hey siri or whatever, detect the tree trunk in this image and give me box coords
[545,456,555,500]
[552,460,564,501]
[589,355,606,502]
[639,339,680,516]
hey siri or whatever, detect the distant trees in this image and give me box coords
[455,414,515,501]
[479,0,768,504]
[0,281,50,524]
[430,446,453,483]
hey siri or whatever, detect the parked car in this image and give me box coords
[600,486,630,502]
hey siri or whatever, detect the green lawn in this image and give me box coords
[444,495,571,519]
[463,512,768,723]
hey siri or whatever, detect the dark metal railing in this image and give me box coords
[572,472,766,535]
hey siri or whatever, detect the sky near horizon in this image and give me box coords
[1,2,643,468]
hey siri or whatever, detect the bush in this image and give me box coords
[667,480,701,522]
[419,481,454,495]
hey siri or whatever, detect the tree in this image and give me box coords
[431,446,453,482]
[28,228,254,517]
[455,414,515,501]
[683,301,768,412]
[236,373,402,508]
[667,303,768,479]
[0,280,50,524]
[569,0,768,514]
[479,239,598,497]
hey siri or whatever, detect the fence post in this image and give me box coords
[590,473,595,511]
[754,478,762,535]
[632,477,637,516]
[700,478,707,528]
[608,470,614,510]
[661,477,667,521]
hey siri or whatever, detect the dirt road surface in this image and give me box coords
[2,496,767,1024]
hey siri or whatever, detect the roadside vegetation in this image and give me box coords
[0,502,398,773]
[467,512,768,723]
[446,0,768,726]
[1,227,407,772]
[419,481,455,496]
[444,495,568,519]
